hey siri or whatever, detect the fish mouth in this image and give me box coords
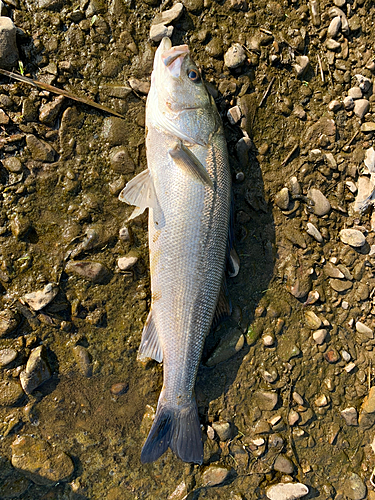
[161,44,189,78]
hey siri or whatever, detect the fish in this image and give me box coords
[119,37,231,464]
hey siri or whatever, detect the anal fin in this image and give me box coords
[137,310,163,363]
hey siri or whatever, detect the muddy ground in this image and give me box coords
[0,0,375,498]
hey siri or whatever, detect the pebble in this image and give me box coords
[354,176,374,212]
[329,279,352,292]
[327,16,341,38]
[110,382,129,396]
[365,146,375,171]
[355,321,373,338]
[308,188,331,216]
[353,99,370,119]
[263,334,275,346]
[294,55,309,77]
[328,99,341,112]
[266,482,309,500]
[341,407,358,426]
[72,345,92,377]
[2,156,23,173]
[339,228,366,247]
[201,466,229,487]
[304,310,322,329]
[275,188,289,210]
[313,329,327,345]
[288,409,299,425]
[343,473,367,500]
[224,43,247,69]
[253,391,278,410]
[0,379,24,406]
[151,3,184,26]
[0,348,17,366]
[0,16,19,68]
[149,24,174,43]
[324,348,340,363]
[343,96,354,110]
[119,226,131,241]
[65,260,111,284]
[128,78,150,95]
[206,328,244,366]
[11,435,74,486]
[26,134,56,162]
[348,86,363,99]
[361,122,375,133]
[20,345,52,394]
[361,386,375,414]
[306,222,323,242]
[344,362,356,373]
[0,309,20,337]
[326,39,341,51]
[22,283,59,311]
[329,6,349,34]
[355,74,371,93]
[39,95,65,124]
[314,394,329,407]
[293,105,306,120]
[273,455,294,474]
[212,421,232,441]
[118,252,138,271]
[227,105,241,125]
[102,117,127,147]
[324,262,344,278]
[110,146,135,174]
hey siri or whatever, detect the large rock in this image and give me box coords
[11,436,74,486]
[0,17,18,69]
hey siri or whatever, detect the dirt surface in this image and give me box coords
[0,0,375,498]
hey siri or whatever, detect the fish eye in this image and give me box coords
[187,69,201,83]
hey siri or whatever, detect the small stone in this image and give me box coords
[11,435,74,486]
[26,135,56,162]
[328,99,341,112]
[206,328,244,366]
[294,55,309,77]
[313,329,327,345]
[119,226,131,241]
[212,421,232,441]
[0,379,24,406]
[201,466,229,487]
[72,345,92,377]
[339,228,366,247]
[273,454,294,474]
[39,95,65,124]
[150,24,173,42]
[206,425,215,440]
[329,279,352,292]
[288,409,299,426]
[356,321,373,338]
[110,146,135,174]
[327,16,341,38]
[341,407,358,426]
[102,117,127,147]
[151,3,184,25]
[308,188,331,216]
[0,309,20,337]
[293,105,306,120]
[224,43,247,69]
[361,122,375,133]
[361,386,375,413]
[128,78,150,95]
[306,222,323,242]
[326,38,341,51]
[117,252,138,271]
[324,262,344,278]
[344,362,356,373]
[65,260,111,284]
[343,96,355,110]
[333,0,345,5]
[263,334,275,346]
[343,473,367,500]
[266,482,309,500]
[275,187,289,210]
[355,74,371,93]
[227,105,241,125]
[314,394,329,407]
[324,348,339,363]
[348,86,363,99]
[0,348,17,367]
[254,391,278,410]
[304,310,322,329]
[110,382,129,395]
[0,107,9,124]
[0,17,19,68]
[22,283,58,311]
[2,156,22,173]
[353,99,370,119]
[19,345,51,394]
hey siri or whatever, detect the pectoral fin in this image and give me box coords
[119,169,164,226]
[169,142,213,188]
[137,310,163,363]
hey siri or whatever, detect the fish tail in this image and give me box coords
[141,398,203,464]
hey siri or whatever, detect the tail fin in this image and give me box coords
[141,399,203,464]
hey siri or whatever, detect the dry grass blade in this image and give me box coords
[0,68,124,118]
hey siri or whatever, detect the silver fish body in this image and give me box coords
[119,38,231,464]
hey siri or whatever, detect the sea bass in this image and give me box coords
[119,37,231,464]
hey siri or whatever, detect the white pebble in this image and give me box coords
[263,334,275,346]
[313,329,327,345]
[118,254,138,270]
[314,394,329,407]
[339,228,366,247]
[266,482,309,500]
[306,222,323,242]
[227,105,241,125]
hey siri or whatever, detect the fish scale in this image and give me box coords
[119,37,231,464]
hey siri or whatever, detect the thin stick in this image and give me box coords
[281,144,299,166]
[0,68,124,118]
[317,53,324,83]
[345,130,359,148]
[258,76,275,107]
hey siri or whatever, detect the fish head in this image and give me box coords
[148,37,220,145]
